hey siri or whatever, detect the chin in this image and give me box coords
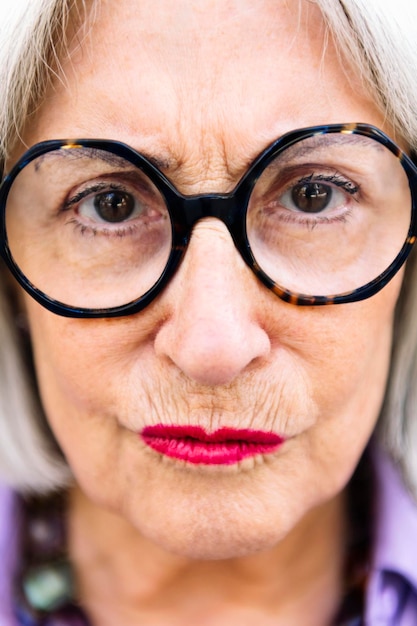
[134,506,290,561]
[151,530,281,561]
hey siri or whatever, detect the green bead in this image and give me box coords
[22,560,74,611]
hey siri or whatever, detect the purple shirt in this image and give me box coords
[366,447,417,624]
[1,448,417,624]
[0,485,18,624]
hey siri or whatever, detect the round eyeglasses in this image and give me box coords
[0,123,416,318]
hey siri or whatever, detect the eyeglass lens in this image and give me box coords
[6,148,173,309]
[247,133,411,295]
[4,133,412,310]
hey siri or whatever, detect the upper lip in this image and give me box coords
[141,424,284,444]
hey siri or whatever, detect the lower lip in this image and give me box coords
[140,425,285,465]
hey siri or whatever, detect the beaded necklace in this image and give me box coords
[13,452,372,625]
[13,492,88,626]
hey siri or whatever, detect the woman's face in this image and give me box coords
[18,0,403,558]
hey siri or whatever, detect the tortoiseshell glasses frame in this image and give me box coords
[0,122,416,318]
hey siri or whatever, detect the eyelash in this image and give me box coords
[64,218,140,238]
[273,170,360,227]
[61,181,143,238]
[295,172,359,195]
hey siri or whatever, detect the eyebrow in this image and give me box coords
[277,133,384,163]
[35,144,174,173]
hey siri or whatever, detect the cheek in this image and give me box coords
[290,285,400,487]
[20,304,141,467]
[25,306,147,409]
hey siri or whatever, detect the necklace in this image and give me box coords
[13,492,90,625]
[13,452,372,625]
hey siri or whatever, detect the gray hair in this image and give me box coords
[0,0,417,493]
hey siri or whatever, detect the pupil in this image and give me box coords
[291,182,330,213]
[94,191,135,222]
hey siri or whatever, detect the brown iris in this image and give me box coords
[291,182,330,213]
[94,191,135,222]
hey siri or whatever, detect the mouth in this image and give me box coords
[140,425,285,465]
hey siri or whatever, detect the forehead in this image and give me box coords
[23,0,385,191]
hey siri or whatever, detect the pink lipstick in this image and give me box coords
[141,425,285,465]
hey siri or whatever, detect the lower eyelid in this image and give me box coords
[75,211,142,232]
[255,207,353,230]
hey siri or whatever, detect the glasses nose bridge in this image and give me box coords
[180,193,240,232]
[176,191,253,276]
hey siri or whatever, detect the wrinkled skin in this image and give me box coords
[14,0,404,623]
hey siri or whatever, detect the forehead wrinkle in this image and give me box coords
[162,134,256,192]
[170,116,268,189]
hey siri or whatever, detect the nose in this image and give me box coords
[154,220,271,386]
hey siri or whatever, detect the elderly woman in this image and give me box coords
[0,0,416,624]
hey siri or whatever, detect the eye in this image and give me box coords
[91,190,136,222]
[280,179,348,214]
[76,186,145,224]
[290,181,333,213]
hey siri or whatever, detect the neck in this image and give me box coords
[68,486,347,625]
